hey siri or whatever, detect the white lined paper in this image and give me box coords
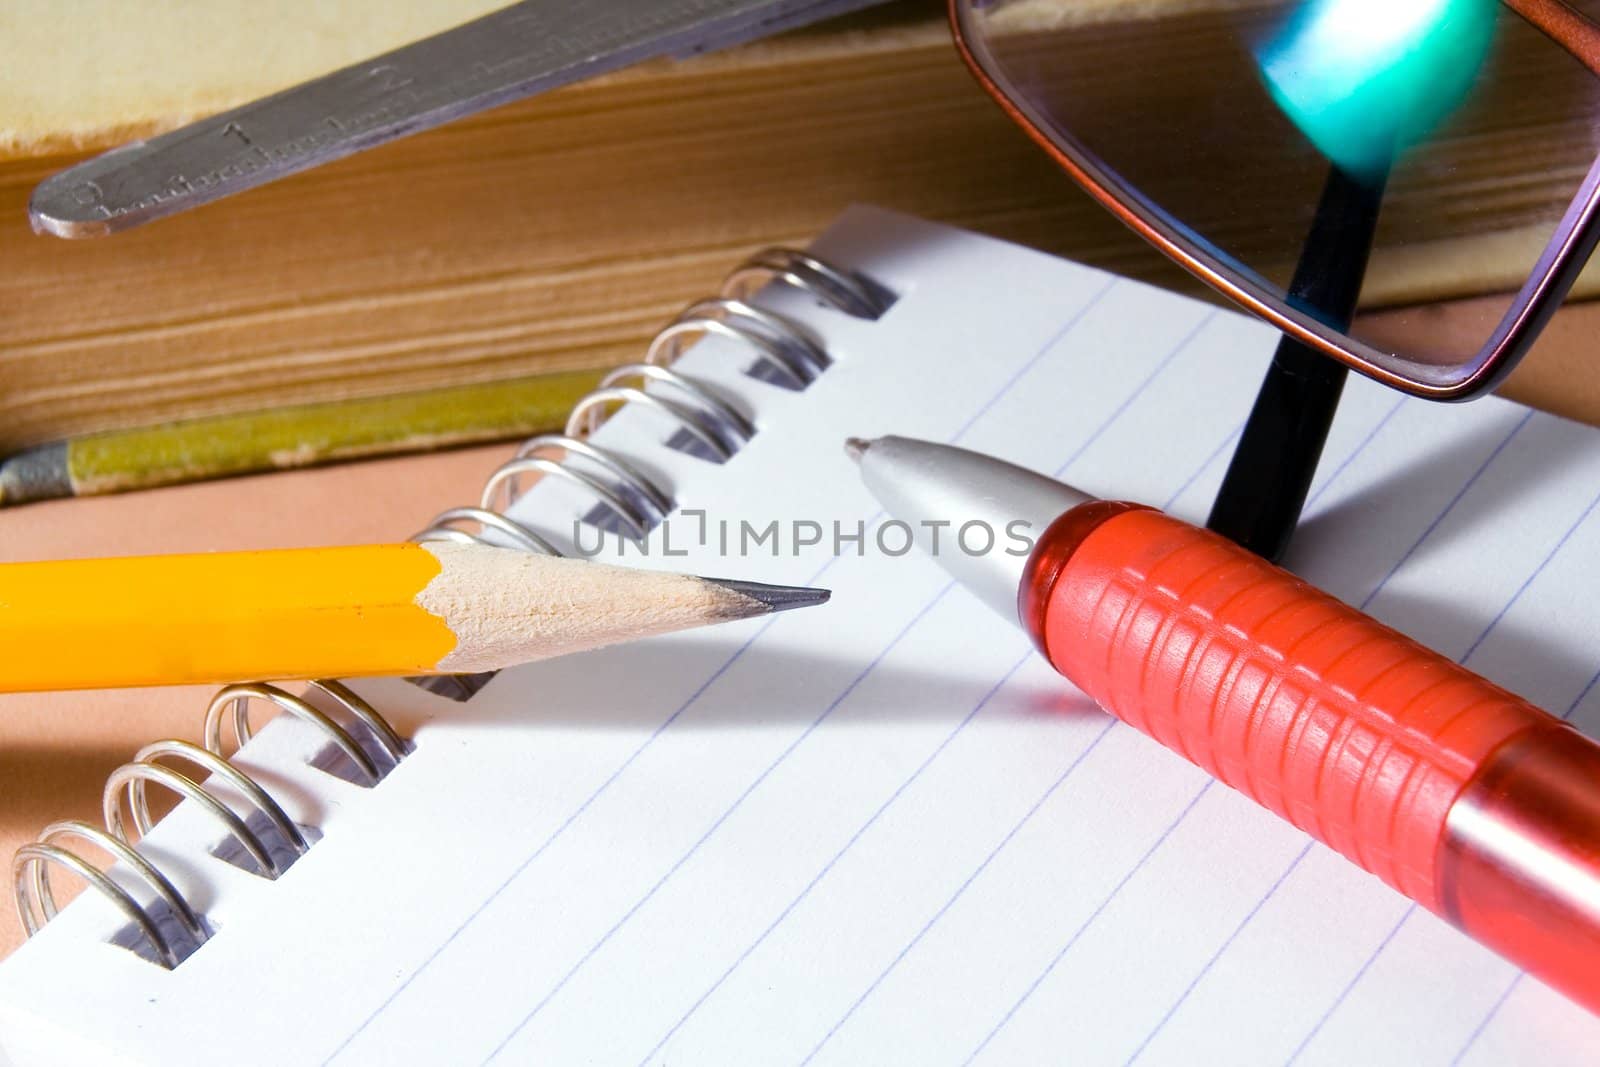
[3,208,1598,1066]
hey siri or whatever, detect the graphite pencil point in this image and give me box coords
[702,578,831,616]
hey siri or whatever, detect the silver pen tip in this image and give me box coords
[844,437,874,463]
[704,578,831,616]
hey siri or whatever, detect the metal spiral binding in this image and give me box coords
[11,247,886,962]
[409,247,887,700]
[14,681,405,967]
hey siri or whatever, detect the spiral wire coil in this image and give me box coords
[408,247,886,699]
[11,247,884,967]
[14,681,403,967]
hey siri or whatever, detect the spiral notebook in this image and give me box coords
[4,206,1600,1066]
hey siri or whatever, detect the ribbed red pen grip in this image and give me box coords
[1024,507,1549,910]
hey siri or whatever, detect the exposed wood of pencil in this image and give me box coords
[0,543,821,692]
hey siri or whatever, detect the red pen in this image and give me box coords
[848,434,1600,1015]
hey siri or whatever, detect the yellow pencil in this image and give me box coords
[0,543,827,692]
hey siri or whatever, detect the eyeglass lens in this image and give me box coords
[959,0,1600,381]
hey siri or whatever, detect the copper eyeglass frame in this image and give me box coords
[949,0,1600,400]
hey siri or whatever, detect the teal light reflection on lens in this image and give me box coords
[1258,0,1497,181]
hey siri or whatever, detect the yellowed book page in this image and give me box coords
[0,1,514,157]
[0,1,947,159]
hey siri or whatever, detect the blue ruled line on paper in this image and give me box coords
[1282,907,1416,1065]
[1376,653,1600,1067]
[948,276,1121,443]
[636,645,1036,1066]
[1283,477,1600,1067]
[1449,666,1600,1064]
[323,272,1132,1066]
[481,302,1223,1065]
[1108,409,1555,1065]
[1461,473,1600,663]
[1303,395,1407,513]
[1045,310,1220,485]
[1450,974,1523,1067]
[641,363,1238,1066]
[804,717,1124,1067]
[481,583,961,1064]
[1148,571,1600,1067]
[959,782,1214,1067]
[1122,838,1317,1067]
[321,597,809,1067]
[817,403,1576,1066]
[799,387,1403,1063]
[1357,410,1534,613]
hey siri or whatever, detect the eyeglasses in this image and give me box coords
[950,0,1600,560]
[951,0,1600,400]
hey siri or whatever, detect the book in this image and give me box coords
[5,0,1598,467]
[0,1,1081,456]
[2,206,1597,1064]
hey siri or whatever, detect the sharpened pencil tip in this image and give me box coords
[844,437,873,463]
[704,577,831,616]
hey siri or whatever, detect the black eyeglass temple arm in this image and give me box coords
[1205,164,1388,562]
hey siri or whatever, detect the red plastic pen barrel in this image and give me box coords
[1021,503,1600,1013]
